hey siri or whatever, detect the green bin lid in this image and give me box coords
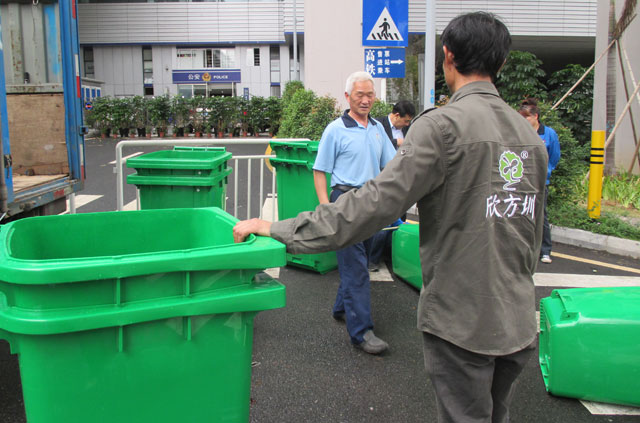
[126,150,231,170]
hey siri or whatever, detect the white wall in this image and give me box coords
[304,0,381,111]
[593,1,640,173]
[94,46,143,97]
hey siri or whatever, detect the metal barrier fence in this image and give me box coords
[114,139,310,220]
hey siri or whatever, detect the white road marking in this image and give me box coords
[122,199,138,211]
[580,401,640,415]
[534,273,640,287]
[59,194,102,214]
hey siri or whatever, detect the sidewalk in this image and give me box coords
[552,226,640,259]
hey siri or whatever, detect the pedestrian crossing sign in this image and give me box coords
[362,0,408,47]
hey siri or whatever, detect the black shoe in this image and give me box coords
[368,262,380,272]
[332,312,345,322]
[354,330,388,354]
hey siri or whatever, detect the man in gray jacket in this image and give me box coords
[234,12,547,423]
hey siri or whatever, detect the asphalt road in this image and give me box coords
[0,136,638,422]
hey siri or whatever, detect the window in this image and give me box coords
[270,45,280,83]
[142,47,153,96]
[253,48,260,66]
[83,47,95,78]
[178,48,235,69]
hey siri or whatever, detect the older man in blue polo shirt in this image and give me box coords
[311,71,397,354]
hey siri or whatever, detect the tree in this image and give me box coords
[495,51,547,106]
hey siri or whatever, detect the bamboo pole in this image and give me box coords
[552,39,616,111]
[602,80,640,166]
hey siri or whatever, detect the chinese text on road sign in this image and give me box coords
[364,48,405,79]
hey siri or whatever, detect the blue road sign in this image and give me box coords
[362,0,408,47]
[364,48,405,78]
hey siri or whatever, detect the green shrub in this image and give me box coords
[370,100,393,119]
[277,89,338,139]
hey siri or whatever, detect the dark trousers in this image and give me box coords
[330,188,375,344]
[422,332,535,423]
[541,186,552,256]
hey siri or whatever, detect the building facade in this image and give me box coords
[77,0,597,109]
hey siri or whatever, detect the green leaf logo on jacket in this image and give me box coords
[499,151,524,191]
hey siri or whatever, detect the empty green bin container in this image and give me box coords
[0,207,286,423]
[269,155,337,274]
[391,223,422,290]
[539,287,640,407]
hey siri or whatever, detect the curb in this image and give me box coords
[552,226,640,260]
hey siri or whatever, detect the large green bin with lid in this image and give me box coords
[391,223,422,290]
[0,207,286,423]
[269,149,337,274]
[126,148,232,210]
[539,287,640,407]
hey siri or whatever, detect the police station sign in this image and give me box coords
[172,69,241,84]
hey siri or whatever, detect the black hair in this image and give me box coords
[392,100,416,118]
[518,97,540,119]
[440,12,511,82]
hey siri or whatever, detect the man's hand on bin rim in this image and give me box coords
[233,218,272,243]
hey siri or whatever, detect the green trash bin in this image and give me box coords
[127,148,231,178]
[127,169,232,210]
[269,156,337,274]
[0,207,286,423]
[391,223,422,290]
[539,287,640,407]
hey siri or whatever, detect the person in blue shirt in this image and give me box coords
[518,98,561,263]
[312,71,397,354]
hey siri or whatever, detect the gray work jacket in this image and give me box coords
[270,81,548,355]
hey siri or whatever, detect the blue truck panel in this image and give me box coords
[0,1,85,222]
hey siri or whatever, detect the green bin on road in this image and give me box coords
[269,143,337,274]
[0,207,286,423]
[539,287,640,407]
[391,223,422,290]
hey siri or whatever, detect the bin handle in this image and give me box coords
[269,157,314,171]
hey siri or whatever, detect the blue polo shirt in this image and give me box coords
[313,110,396,188]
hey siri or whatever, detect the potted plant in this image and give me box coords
[148,95,171,138]
[190,96,207,137]
[222,96,242,137]
[170,96,190,137]
[85,96,113,138]
[206,96,224,138]
[264,96,283,137]
[110,97,135,138]
[130,96,149,137]
[248,96,267,137]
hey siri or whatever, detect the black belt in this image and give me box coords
[333,184,359,192]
